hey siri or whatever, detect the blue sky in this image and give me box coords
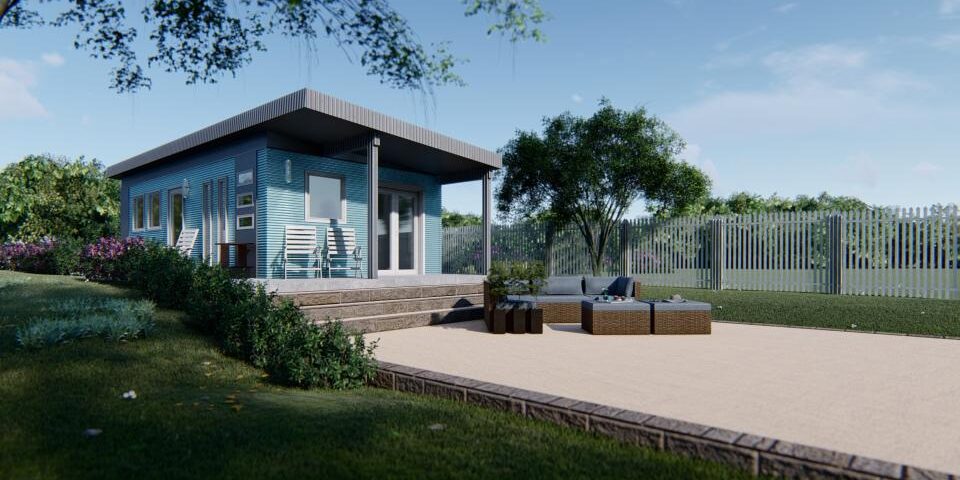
[2,0,959,217]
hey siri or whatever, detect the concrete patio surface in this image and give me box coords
[368,321,960,474]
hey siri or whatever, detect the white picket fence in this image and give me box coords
[443,206,960,299]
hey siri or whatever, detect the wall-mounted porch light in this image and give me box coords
[182,178,190,198]
[285,158,292,184]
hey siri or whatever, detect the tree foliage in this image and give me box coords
[666,191,872,217]
[0,154,119,242]
[441,208,481,227]
[0,0,546,93]
[497,99,710,275]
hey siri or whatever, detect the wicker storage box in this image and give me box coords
[645,301,712,335]
[581,300,651,335]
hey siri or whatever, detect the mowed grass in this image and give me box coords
[0,271,751,480]
[642,284,960,337]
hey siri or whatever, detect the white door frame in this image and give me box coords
[377,187,422,276]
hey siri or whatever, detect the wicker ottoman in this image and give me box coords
[581,300,651,335]
[645,301,712,335]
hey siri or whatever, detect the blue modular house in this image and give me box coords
[107,89,497,279]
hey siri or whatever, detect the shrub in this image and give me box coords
[50,237,85,275]
[250,302,378,389]
[16,298,155,349]
[186,263,272,359]
[121,242,195,307]
[79,236,145,282]
[0,239,57,274]
[487,260,547,296]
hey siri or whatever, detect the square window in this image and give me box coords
[237,193,254,208]
[305,173,345,221]
[133,196,145,230]
[148,192,161,229]
[237,214,254,230]
[237,170,253,186]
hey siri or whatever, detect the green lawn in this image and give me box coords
[0,271,750,480]
[642,285,960,337]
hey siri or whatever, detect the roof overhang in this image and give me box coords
[106,89,501,183]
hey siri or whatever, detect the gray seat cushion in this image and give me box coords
[507,294,590,304]
[584,276,634,296]
[645,300,711,311]
[543,276,584,295]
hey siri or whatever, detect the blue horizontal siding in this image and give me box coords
[257,148,441,279]
[125,158,236,261]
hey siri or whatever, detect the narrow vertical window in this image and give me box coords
[133,196,145,231]
[149,192,161,229]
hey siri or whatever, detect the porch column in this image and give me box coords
[482,170,493,274]
[367,135,380,279]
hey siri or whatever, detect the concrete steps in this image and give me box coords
[282,282,485,333]
[330,306,484,334]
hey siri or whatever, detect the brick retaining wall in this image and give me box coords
[372,361,956,480]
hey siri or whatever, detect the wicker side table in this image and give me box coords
[645,301,712,335]
[581,300,651,335]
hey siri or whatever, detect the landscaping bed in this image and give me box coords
[0,271,751,479]
[641,286,960,337]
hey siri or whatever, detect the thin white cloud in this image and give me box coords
[930,33,960,49]
[763,44,866,77]
[775,3,798,14]
[714,26,768,52]
[41,53,65,67]
[839,153,879,189]
[0,58,47,121]
[670,44,930,138]
[571,93,583,104]
[941,0,960,15]
[912,161,943,176]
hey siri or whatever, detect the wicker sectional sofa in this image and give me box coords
[484,276,642,324]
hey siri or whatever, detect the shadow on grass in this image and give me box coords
[0,272,752,480]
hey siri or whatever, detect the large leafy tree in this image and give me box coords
[0,154,119,242]
[441,208,481,227]
[497,99,710,275]
[0,0,546,93]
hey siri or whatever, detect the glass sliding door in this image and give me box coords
[377,193,391,271]
[377,189,419,275]
[397,192,416,271]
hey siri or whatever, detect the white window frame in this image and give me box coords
[237,214,255,230]
[133,195,145,231]
[237,192,254,208]
[147,191,162,230]
[304,172,346,223]
[237,170,254,186]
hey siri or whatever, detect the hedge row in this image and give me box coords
[1,237,378,389]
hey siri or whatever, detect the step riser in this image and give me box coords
[335,307,483,333]
[305,294,482,320]
[287,283,484,307]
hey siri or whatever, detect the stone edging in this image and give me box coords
[372,361,956,480]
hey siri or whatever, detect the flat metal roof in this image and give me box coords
[106,89,501,181]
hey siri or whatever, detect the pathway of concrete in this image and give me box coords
[369,321,960,473]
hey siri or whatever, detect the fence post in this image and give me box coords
[620,220,631,276]
[710,218,725,290]
[828,213,844,294]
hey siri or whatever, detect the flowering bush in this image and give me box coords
[0,239,57,273]
[79,236,145,281]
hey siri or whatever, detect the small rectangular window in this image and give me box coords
[237,170,253,186]
[133,196,145,230]
[305,173,345,222]
[148,192,161,229]
[237,193,254,208]
[237,214,254,230]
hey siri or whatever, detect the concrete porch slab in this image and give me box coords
[257,274,485,294]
